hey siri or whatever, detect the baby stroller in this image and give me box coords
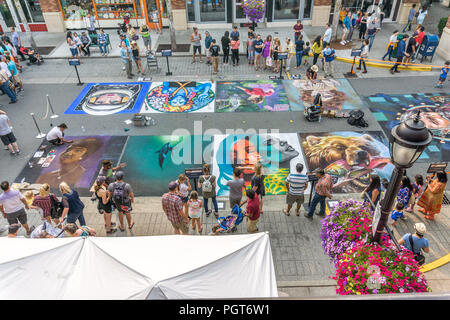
[117,15,130,35]
[211,204,246,235]
[19,46,44,66]
[30,221,65,238]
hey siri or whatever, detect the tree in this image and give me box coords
[165,0,177,51]
[331,0,342,42]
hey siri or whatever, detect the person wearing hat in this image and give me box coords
[398,223,429,264]
[7,223,20,237]
[46,123,73,145]
[107,171,134,232]
[98,160,126,186]
[306,64,318,81]
[162,181,189,235]
[305,168,333,219]
[94,176,116,234]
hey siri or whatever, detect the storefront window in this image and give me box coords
[25,0,44,22]
[274,0,299,20]
[187,0,195,22]
[0,0,15,27]
[200,0,225,22]
[303,0,313,19]
[60,0,94,20]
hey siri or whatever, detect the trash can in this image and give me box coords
[417,34,439,63]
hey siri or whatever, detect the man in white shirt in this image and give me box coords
[46,123,73,145]
[0,181,33,235]
[323,23,332,47]
[0,57,11,78]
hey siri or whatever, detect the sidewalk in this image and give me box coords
[1,192,448,296]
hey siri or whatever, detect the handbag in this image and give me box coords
[409,234,425,266]
[132,34,139,41]
[266,56,273,67]
[50,194,64,219]
[8,80,15,91]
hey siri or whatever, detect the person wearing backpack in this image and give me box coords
[107,171,135,232]
[398,223,429,266]
[59,182,86,227]
[198,164,218,218]
[30,183,62,227]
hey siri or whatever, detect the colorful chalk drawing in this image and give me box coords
[367,93,450,162]
[215,80,291,112]
[283,78,363,111]
[299,131,394,194]
[212,133,307,196]
[65,83,149,115]
[142,81,215,113]
[16,136,127,196]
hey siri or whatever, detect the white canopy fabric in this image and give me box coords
[0,232,277,299]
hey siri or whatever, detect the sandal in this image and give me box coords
[214,212,219,218]
[128,222,135,230]
[295,211,300,216]
[198,227,203,234]
[119,226,125,232]
[283,208,290,216]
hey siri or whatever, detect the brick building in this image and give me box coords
[0,0,425,33]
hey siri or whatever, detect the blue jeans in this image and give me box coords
[0,82,16,102]
[67,211,86,226]
[382,45,393,60]
[358,57,367,71]
[402,20,412,32]
[296,51,303,66]
[367,34,376,51]
[204,196,218,213]
[307,192,326,217]
[99,42,108,54]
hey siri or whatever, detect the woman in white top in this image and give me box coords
[416,6,428,25]
[357,39,369,73]
[72,32,83,55]
[66,31,80,61]
[177,173,191,217]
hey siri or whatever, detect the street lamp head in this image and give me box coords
[389,111,432,168]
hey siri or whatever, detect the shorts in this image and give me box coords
[70,48,78,56]
[134,56,141,61]
[6,208,27,225]
[286,193,305,206]
[115,201,132,213]
[181,196,189,204]
[212,56,219,68]
[247,217,259,233]
[1,131,16,145]
[143,37,151,47]
[439,77,447,82]
[229,197,242,209]
[255,51,262,56]
[13,75,21,83]
[171,220,189,234]
[193,45,201,54]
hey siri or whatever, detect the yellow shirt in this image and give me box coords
[311,41,323,54]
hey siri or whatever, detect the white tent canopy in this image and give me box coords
[0,232,277,299]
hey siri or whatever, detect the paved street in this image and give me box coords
[1,4,449,297]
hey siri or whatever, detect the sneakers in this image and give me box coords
[206,210,211,217]
[340,40,346,45]
[303,212,313,220]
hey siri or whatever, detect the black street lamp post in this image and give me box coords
[373,112,432,243]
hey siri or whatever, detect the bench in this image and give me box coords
[88,33,112,52]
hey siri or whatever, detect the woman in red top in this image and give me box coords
[30,183,61,226]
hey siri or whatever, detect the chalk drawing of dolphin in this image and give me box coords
[156,138,183,168]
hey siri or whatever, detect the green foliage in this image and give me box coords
[438,17,448,37]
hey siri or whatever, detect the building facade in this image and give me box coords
[0,0,424,32]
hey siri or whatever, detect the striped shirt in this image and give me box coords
[32,194,59,218]
[315,174,333,198]
[286,173,308,196]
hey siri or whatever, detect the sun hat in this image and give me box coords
[311,65,319,72]
[414,223,426,236]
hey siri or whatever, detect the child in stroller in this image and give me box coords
[19,46,43,65]
[210,203,246,235]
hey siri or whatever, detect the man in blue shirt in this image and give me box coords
[120,42,134,79]
[390,35,408,74]
[230,26,240,41]
[10,27,25,61]
[294,35,304,68]
[403,4,416,32]
[204,31,213,65]
[398,223,430,255]
[322,43,336,77]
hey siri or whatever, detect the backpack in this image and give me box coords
[112,182,127,205]
[50,194,63,219]
[202,176,213,193]
[409,234,425,266]
[347,110,368,128]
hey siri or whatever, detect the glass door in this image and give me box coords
[0,0,17,28]
[233,0,248,23]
